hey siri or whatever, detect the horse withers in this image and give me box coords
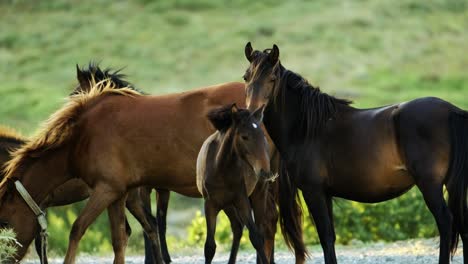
[242,42,467,264]
[197,104,274,264]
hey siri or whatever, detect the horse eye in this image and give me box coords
[241,135,249,141]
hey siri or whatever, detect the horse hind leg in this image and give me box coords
[139,187,156,264]
[156,189,172,263]
[416,180,452,264]
[224,206,243,264]
[126,188,164,264]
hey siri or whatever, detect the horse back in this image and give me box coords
[72,82,246,192]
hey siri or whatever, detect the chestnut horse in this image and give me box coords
[0,73,282,263]
[242,43,467,264]
[0,127,161,263]
[197,104,273,264]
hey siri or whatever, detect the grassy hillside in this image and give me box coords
[1,0,467,132]
[2,0,468,256]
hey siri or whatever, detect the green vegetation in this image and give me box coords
[1,0,467,257]
[0,228,19,262]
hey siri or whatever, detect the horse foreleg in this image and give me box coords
[224,206,243,264]
[126,189,164,264]
[462,232,467,264]
[250,181,278,264]
[34,229,48,264]
[204,201,219,264]
[64,184,122,264]
[236,195,268,264]
[108,194,128,264]
[156,189,171,263]
[302,191,337,264]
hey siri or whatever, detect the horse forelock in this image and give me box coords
[0,78,141,188]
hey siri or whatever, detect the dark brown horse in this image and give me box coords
[0,72,281,263]
[242,43,467,264]
[197,104,272,264]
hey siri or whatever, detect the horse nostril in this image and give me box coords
[259,169,270,178]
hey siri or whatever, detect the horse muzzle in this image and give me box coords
[259,169,278,182]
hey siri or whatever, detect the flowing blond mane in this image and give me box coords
[0,126,25,142]
[0,78,141,189]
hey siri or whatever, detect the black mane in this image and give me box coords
[275,69,352,139]
[72,63,145,95]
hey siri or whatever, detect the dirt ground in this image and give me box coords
[23,238,464,263]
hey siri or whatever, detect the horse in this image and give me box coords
[0,66,164,263]
[196,104,273,264]
[242,43,467,264]
[0,70,282,263]
[0,125,161,263]
[74,64,175,264]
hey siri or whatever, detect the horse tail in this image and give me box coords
[446,110,468,256]
[278,159,307,260]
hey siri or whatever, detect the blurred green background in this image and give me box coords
[1,0,467,258]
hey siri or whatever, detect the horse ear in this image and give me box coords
[252,104,265,123]
[245,42,254,62]
[76,64,91,92]
[269,44,280,64]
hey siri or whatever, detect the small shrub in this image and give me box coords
[0,228,20,263]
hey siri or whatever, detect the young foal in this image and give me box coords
[197,104,272,264]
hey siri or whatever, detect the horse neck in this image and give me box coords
[15,148,71,205]
[264,90,302,160]
[213,130,247,182]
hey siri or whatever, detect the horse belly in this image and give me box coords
[331,163,415,203]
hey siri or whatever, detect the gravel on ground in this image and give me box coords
[23,238,464,263]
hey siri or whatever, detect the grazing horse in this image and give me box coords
[242,43,467,264]
[0,72,281,263]
[197,104,273,264]
[0,125,159,263]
